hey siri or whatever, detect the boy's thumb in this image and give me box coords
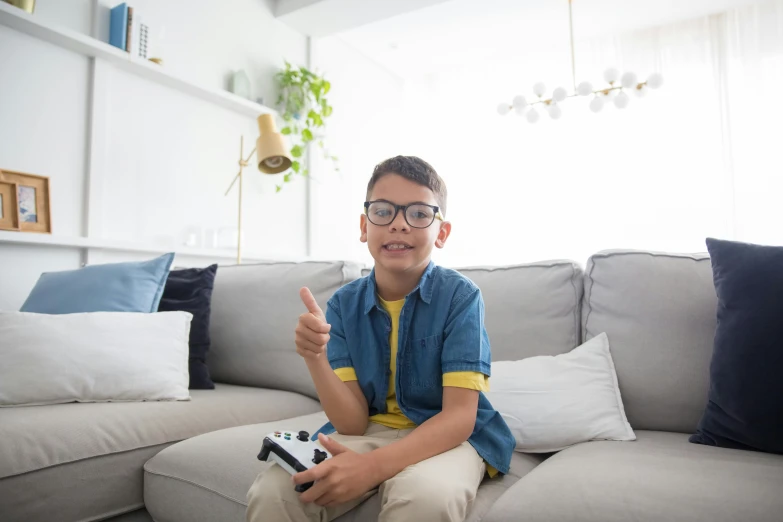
[299,287,324,318]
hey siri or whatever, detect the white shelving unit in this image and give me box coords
[0,3,297,264]
[0,230,272,261]
[0,1,276,118]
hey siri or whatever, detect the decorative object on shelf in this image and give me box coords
[223,113,291,264]
[497,0,663,122]
[275,61,338,192]
[230,70,252,100]
[1,0,34,14]
[0,180,20,231]
[109,2,152,62]
[0,169,51,233]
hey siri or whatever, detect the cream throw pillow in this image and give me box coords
[0,311,192,407]
[486,332,635,453]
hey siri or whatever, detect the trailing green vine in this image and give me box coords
[274,62,339,192]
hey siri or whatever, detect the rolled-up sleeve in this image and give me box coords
[325,297,353,371]
[441,286,492,376]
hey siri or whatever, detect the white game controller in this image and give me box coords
[257,430,332,492]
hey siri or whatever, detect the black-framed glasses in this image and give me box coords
[364,200,443,229]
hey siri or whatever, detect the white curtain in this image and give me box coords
[388,0,783,267]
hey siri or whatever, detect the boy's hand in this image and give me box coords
[295,434,379,506]
[295,287,331,361]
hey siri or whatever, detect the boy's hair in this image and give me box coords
[366,156,448,217]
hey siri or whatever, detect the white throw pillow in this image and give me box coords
[485,332,635,453]
[0,311,192,407]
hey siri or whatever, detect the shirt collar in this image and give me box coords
[363,261,436,314]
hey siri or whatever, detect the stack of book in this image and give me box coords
[109,2,149,60]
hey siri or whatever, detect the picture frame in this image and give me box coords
[0,169,52,234]
[0,180,20,231]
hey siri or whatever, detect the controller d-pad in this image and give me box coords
[312,449,327,464]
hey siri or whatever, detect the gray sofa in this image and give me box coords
[2,251,782,522]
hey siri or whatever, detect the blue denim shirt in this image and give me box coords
[311,261,515,475]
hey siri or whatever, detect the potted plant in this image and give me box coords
[274,62,338,192]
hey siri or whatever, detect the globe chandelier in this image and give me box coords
[497,0,664,122]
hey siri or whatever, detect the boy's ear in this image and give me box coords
[434,220,451,249]
[359,213,368,243]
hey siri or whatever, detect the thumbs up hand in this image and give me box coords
[295,287,332,361]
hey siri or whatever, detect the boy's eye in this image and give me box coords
[374,209,392,217]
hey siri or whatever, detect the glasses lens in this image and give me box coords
[367,202,395,225]
[406,204,436,228]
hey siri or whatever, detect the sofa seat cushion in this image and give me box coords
[0,384,321,522]
[484,430,783,522]
[143,412,546,522]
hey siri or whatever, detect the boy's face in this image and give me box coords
[360,173,451,276]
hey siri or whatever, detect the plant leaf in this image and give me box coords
[302,129,313,142]
[275,185,282,193]
[291,160,301,173]
[302,169,309,177]
[284,173,292,182]
[281,126,292,135]
[323,106,333,117]
[323,81,331,94]
[291,145,303,158]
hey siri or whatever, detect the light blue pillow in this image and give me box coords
[20,253,175,314]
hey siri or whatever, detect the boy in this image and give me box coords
[246,156,514,522]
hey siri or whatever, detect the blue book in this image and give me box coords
[109,3,128,51]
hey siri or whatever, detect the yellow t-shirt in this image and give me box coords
[334,296,499,477]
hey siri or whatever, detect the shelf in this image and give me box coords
[0,2,276,118]
[0,230,275,262]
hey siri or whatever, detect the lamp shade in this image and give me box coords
[255,113,292,174]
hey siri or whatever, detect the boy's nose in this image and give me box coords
[389,210,409,231]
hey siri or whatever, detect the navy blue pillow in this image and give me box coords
[690,238,783,454]
[158,264,218,390]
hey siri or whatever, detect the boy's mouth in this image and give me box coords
[382,242,413,251]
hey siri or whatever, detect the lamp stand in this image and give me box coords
[225,135,257,264]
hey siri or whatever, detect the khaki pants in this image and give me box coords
[246,423,486,522]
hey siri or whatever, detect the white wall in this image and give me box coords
[0,0,308,310]
[308,35,404,265]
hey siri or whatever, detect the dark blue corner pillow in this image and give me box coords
[158,264,218,390]
[690,237,783,454]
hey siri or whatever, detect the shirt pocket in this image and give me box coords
[404,334,443,389]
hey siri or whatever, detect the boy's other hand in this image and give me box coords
[295,287,331,361]
[295,434,380,506]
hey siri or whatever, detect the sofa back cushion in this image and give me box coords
[208,261,363,399]
[362,261,583,362]
[582,250,717,433]
[457,262,583,362]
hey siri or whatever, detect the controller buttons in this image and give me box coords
[312,449,328,464]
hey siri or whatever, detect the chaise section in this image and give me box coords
[143,412,547,522]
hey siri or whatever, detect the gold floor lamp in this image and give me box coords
[224,113,291,264]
